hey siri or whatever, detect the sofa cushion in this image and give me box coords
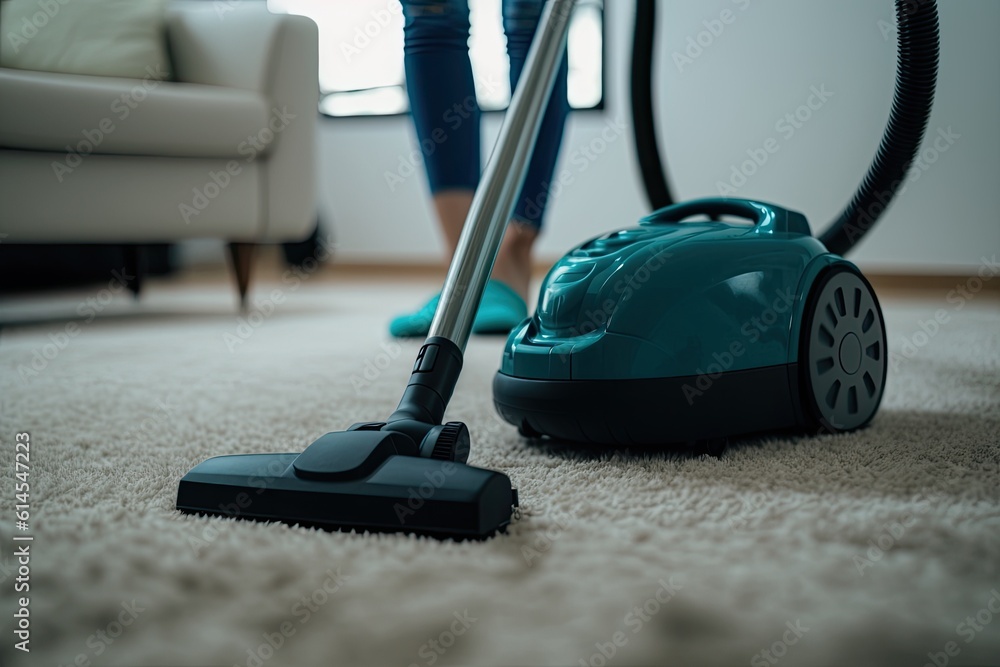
[0,0,172,80]
[0,67,274,159]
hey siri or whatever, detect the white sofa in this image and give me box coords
[0,1,319,300]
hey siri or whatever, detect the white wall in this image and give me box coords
[319,0,999,272]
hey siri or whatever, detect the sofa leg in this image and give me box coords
[122,245,145,299]
[227,242,255,309]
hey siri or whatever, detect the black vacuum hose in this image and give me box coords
[630,0,940,256]
[820,0,940,255]
[630,0,675,210]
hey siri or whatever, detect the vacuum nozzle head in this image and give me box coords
[176,428,516,539]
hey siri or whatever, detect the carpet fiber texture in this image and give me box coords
[1,277,998,667]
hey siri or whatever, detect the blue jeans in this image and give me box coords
[401,0,570,229]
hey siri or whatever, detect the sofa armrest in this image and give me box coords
[167,1,319,240]
[166,1,317,97]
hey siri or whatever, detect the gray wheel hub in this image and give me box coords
[805,270,886,431]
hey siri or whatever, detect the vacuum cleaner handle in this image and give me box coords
[643,198,811,236]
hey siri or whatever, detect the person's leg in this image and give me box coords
[393,0,528,337]
[496,0,570,298]
[401,0,480,255]
[392,0,567,336]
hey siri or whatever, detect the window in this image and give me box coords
[267,0,604,117]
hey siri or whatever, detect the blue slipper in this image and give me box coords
[389,280,527,338]
[388,293,439,338]
[471,280,528,334]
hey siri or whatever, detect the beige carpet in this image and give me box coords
[1,276,998,667]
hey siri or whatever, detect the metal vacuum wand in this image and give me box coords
[428,0,576,353]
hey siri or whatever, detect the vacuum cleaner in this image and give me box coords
[493,198,890,454]
[494,0,939,453]
[177,0,939,538]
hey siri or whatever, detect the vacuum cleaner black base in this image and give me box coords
[493,364,802,447]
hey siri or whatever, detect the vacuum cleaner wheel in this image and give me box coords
[800,266,887,433]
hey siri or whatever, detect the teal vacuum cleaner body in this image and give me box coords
[494,198,888,447]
